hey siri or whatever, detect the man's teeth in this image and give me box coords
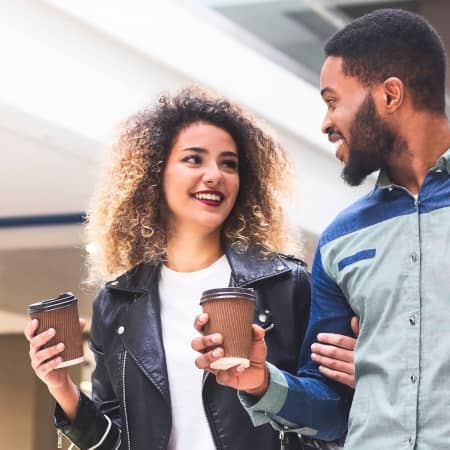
[336,139,345,150]
[195,193,222,202]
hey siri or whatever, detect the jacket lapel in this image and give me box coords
[106,264,170,404]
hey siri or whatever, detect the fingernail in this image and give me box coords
[57,343,65,351]
[311,353,317,360]
[311,343,317,351]
[199,313,208,322]
[212,334,221,343]
[236,365,245,373]
[212,348,222,357]
[48,328,56,336]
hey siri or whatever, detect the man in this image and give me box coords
[193,8,450,449]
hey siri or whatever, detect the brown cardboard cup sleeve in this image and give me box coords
[28,292,84,368]
[200,287,255,370]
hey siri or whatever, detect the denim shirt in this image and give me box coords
[241,149,450,450]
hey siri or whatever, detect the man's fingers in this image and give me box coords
[193,313,209,332]
[191,333,223,352]
[351,316,360,337]
[316,333,356,351]
[311,352,354,374]
[318,365,354,388]
[311,341,354,363]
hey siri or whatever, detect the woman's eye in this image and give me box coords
[183,155,201,164]
[222,159,239,170]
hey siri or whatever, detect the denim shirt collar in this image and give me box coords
[373,147,450,192]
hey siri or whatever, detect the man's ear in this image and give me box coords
[383,77,404,112]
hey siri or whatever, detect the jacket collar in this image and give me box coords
[104,244,291,294]
[225,244,291,287]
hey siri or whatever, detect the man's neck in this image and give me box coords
[387,114,450,193]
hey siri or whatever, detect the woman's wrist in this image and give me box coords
[244,364,270,398]
[48,378,80,422]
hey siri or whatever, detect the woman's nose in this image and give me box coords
[202,164,222,186]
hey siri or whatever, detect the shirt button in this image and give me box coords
[409,436,414,445]
[409,315,416,326]
[411,252,418,262]
[410,375,417,383]
[117,326,125,335]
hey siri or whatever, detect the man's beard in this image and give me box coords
[342,94,403,186]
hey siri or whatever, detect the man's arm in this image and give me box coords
[193,248,355,441]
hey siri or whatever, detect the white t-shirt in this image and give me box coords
[159,255,231,450]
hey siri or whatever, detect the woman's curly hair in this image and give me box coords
[86,86,293,282]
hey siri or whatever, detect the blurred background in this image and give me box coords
[1,0,448,448]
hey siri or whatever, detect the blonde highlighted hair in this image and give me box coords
[86,86,294,283]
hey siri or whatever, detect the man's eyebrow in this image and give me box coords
[320,87,336,97]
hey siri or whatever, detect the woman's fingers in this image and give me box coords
[194,347,224,370]
[36,355,64,377]
[29,328,56,355]
[193,313,209,332]
[191,333,223,352]
[31,343,65,369]
[24,319,39,341]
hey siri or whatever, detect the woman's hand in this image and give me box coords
[26,319,69,389]
[24,318,86,421]
[311,316,359,388]
[192,314,269,395]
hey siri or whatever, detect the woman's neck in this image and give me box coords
[165,230,223,272]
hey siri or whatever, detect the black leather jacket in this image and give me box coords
[55,246,311,450]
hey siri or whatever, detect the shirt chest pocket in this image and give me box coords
[336,248,377,314]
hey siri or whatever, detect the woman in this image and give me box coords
[25,87,355,450]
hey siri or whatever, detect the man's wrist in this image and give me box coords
[244,364,269,398]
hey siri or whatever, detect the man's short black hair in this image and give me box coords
[325,8,447,114]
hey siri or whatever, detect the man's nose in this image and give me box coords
[321,113,333,135]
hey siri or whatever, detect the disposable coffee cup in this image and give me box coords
[27,292,84,368]
[200,287,255,370]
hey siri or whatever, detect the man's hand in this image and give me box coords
[311,316,359,388]
[192,314,269,396]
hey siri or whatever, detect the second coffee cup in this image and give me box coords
[27,292,84,369]
[200,287,255,370]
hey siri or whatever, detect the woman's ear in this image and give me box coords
[383,77,404,112]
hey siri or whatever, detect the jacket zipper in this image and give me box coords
[201,372,223,450]
[122,349,131,450]
[57,429,62,448]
